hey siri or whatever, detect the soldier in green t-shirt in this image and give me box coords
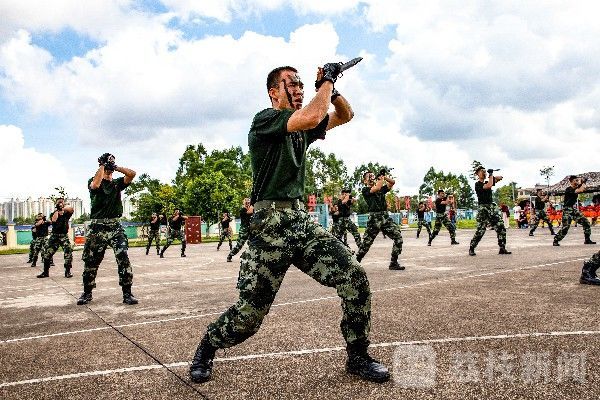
[355,170,404,270]
[76,153,138,306]
[190,64,389,384]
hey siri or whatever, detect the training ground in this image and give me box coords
[1,227,599,400]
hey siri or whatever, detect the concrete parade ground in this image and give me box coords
[0,227,599,400]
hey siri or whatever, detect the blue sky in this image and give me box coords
[1,1,599,207]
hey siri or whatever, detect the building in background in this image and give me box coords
[0,197,84,222]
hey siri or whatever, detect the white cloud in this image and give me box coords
[0,125,81,200]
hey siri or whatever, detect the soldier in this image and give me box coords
[160,209,187,258]
[27,223,37,264]
[30,213,51,267]
[416,201,432,239]
[37,198,74,278]
[216,212,233,251]
[469,167,511,256]
[553,176,595,246]
[146,212,162,255]
[580,250,600,285]
[428,190,459,246]
[76,153,138,305]
[336,189,362,249]
[529,189,555,236]
[189,64,389,384]
[227,199,253,262]
[329,202,344,244]
[355,169,404,270]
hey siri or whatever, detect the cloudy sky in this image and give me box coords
[1,0,599,208]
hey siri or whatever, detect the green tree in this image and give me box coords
[73,213,90,224]
[305,148,349,201]
[494,184,515,207]
[540,165,555,187]
[181,171,238,227]
[0,217,7,225]
[418,167,475,209]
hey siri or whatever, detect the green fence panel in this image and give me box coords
[124,226,138,239]
[17,230,34,245]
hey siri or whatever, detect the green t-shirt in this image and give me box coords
[89,177,129,219]
[475,181,493,205]
[248,108,328,203]
[362,185,390,212]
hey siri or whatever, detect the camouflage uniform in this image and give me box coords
[203,108,372,352]
[41,209,74,274]
[82,219,133,289]
[337,217,362,248]
[554,207,591,242]
[217,229,232,251]
[228,225,248,257]
[470,204,507,249]
[146,229,161,254]
[529,209,555,235]
[416,219,431,238]
[207,203,371,349]
[28,227,37,262]
[357,211,403,262]
[162,229,187,254]
[429,212,457,243]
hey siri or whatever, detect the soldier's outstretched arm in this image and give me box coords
[326,94,354,131]
[287,69,332,132]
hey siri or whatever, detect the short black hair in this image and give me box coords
[437,189,445,194]
[418,201,424,206]
[266,66,297,92]
[363,171,372,180]
[568,175,578,182]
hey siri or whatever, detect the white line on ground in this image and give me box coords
[1,329,599,388]
[0,257,586,344]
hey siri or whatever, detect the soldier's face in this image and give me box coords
[280,70,304,110]
[364,173,375,185]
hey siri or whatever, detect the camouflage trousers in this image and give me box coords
[529,210,555,234]
[470,204,507,249]
[416,219,431,237]
[162,229,186,254]
[584,251,600,274]
[217,229,232,250]
[554,208,591,242]
[429,212,456,242]
[229,225,249,257]
[206,207,371,349]
[146,230,161,252]
[356,211,403,261]
[81,219,133,289]
[336,217,362,248]
[31,236,48,260]
[28,238,36,260]
[42,234,73,266]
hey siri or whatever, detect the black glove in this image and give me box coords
[315,62,342,90]
[105,161,117,171]
[98,152,112,165]
[487,169,494,175]
[377,168,388,178]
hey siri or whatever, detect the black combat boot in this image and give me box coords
[36,261,50,278]
[160,249,165,258]
[529,232,534,236]
[145,247,149,255]
[226,255,232,262]
[469,247,476,256]
[64,265,73,278]
[190,334,217,383]
[49,258,55,266]
[416,231,420,238]
[31,255,38,267]
[584,236,596,245]
[122,285,139,305]
[77,289,93,305]
[388,255,404,270]
[157,248,160,255]
[553,238,560,246]
[580,260,600,286]
[499,247,512,254]
[346,343,390,383]
[451,239,459,245]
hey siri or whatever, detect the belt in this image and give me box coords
[254,199,304,211]
[91,218,120,223]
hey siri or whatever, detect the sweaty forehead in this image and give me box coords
[282,70,302,83]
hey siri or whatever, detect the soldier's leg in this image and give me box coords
[146,232,153,254]
[356,216,380,262]
[217,232,225,250]
[443,216,458,243]
[416,220,422,238]
[160,232,174,256]
[491,213,510,252]
[28,239,35,262]
[543,214,555,235]
[297,226,371,347]
[227,232,232,250]
[61,235,74,278]
[108,225,137,303]
[429,217,442,244]
[79,227,109,302]
[529,212,540,235]
[577,212,594,243]
[469,210,489,254]
[381,218,404,267]
[31,237,44,267]
[554,212,572,244]
[348,220,362,248]
[37,235,60,277]
[229,227,248,258]
[580,251,600,285]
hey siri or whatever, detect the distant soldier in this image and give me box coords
[330,203,344,244]
[428,190,459,246]
[227,199,253,262]
[580,250,600,286]
[336,189,362,249]
[529,189,555,236]
[469,167,511,256]
[146,213,162,255]
[37,198,74,278]
[356,169,404,270]
[416,202,431,239]
[160,209,187,257]
[77,153,138,305]
[217,212,233,251]
[30,213,51,267]
[27,223,37,264]
[553,176,595,246]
